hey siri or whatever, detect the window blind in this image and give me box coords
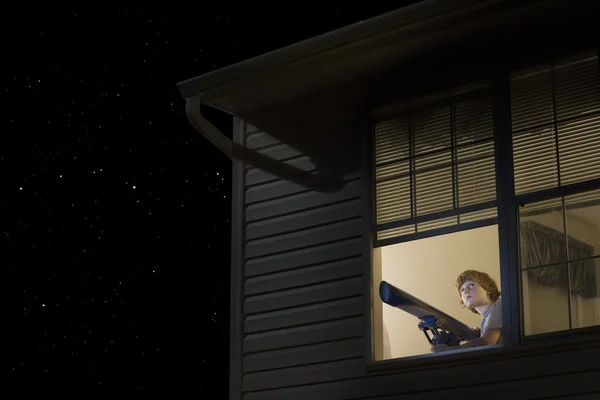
[374,86,497,245]
[510,52,600,195]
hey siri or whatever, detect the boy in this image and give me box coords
[431,270,502,353]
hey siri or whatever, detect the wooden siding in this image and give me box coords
[234,118,600,400]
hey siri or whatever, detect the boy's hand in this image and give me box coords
[430,344,451,353]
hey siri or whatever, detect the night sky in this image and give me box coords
[4,3,419,394]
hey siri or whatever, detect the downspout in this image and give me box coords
[185,95,345,192]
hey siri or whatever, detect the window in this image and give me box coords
[374,83,497,245]
[371,83,502,360]
[518,190,600,336]
[511,53,600,338]
[370,51,600,363]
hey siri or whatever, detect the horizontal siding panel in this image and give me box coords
[244,345,600,400]
[245,257,363,296]
[245,218,362,259]
[244,358,365,392]
[244,317,363,354]
[246,131,281,150]
[246,198,361,240]
[371,370,600,400]
[245,143,305,171]
[244,238,363,277]
[246,174,359,204]
[246,177,310,204]
[246,156,317,186]
[243,337,364,372]
[245,277,363,315]
[245,296,363,333]
[245,179,361,221]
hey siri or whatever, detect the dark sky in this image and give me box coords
[4,2,420,395]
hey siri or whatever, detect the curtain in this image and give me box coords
[520,221,597,299]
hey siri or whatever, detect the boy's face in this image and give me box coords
[459,280,491,308]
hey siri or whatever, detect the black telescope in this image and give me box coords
[379,280,479,346]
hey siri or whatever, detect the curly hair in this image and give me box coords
[456,270,501,314]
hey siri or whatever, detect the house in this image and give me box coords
[177,0,600,398]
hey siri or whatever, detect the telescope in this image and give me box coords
[379,280,479,346]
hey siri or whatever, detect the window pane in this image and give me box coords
[460,207,497,224]
[454,93,494,145]
[519,197,569,336]
[519,189,600,336]
[512,127,558,194]
[375,118,410,165]
[413,105,451,155]
[373,225,501,360]
[557,115,600,185]
[414,151,453,216]
[521,265,570,336]
[522,258,600,336]
[510,53,600,195]
[417,215,457,233]
[554,55,600,121]
[457,140,496,206]
[565,188,600,330]
[569,258,600,329]
[510,67,553,132]
[519,197,567,268]
[374,86,496,244]
[375,161,411,224]
[565,188,600,259]
[377,224,416,242]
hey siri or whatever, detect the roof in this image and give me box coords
[176,0,527,115]
[176,0,598,191]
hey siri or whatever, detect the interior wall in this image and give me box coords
[374,225,501,359]
[520,209,600,336]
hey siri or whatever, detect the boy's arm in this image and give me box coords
[431,329,501,352]
[457,328,501,348]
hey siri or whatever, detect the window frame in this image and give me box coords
[371,83,500,247]
[363,54,600,373]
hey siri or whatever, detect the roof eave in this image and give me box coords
[175,0,497,101]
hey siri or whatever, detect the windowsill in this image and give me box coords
[367,331,600,374]
[368,344,504,373]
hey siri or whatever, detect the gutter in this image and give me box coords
[185,95,346,192]
[180,0,534,191]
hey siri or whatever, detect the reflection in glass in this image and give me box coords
[569,260,600,329]
[565,189,600,259]
[519,190,600,336]
[519,197,566,269]
[521,267,569,335]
